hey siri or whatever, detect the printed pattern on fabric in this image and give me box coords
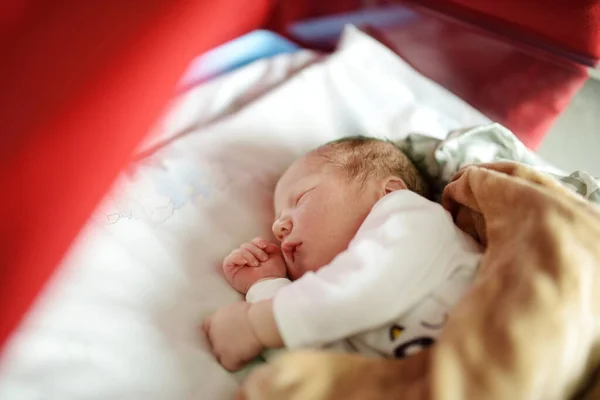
[345,263,477,359]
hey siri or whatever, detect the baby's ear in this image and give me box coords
[384,177,407,194]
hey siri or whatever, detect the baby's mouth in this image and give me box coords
[282,241,302,263]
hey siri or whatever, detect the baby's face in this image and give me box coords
[273,152,382,280]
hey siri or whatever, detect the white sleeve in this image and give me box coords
[273,191,461,349]
[246,278,291,303]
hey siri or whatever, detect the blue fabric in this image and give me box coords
[288,5,417,48]
[179,30,300,87]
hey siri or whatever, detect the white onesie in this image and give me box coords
[246,190,482,358]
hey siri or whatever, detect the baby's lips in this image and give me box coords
[281,241,301,253]
[264,243,281,254]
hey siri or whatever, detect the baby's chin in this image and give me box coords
[287,262,308,280]
[287,258,316,280]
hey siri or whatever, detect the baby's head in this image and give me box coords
[273,136,427,279]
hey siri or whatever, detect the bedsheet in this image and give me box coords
[0,27,493,399]
[0,1,270,350]
[137,49,321,155]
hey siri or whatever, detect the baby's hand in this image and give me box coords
[203,302,264,371]
[223,237,287,294]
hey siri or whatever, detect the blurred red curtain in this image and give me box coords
[266,0,599,149]
[0,0,270,350]
[416,0,600,64]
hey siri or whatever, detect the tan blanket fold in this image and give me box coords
[240,162,600,400]
[438,162,600,400]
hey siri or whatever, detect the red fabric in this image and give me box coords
[267,0,600,63]
[268,0,593,149]
[414,0,600,63]
[266,0,361,34]
[368,16,589,149]
[0,0,269,349]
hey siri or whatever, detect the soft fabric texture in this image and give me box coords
[0,0,270,349]
[399,123,563,200]
[136,49,321,155]
[237,162,600,400]
[248,190,481,357]
[398,122,600,205]
[2,26,594,399]
[0,27,492,399]
[247,279,291,304]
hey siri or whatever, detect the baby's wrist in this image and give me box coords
[247,300,283,349]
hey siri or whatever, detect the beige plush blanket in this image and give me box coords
[237,162,600,400]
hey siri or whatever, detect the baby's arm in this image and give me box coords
[207,193,474,369]
[272,192,475,350]
[247,299,282,348]
[245,279,294,363]
[229,194,462,352]
[205,238,288,371]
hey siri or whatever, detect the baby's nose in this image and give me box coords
[272,217,292,241]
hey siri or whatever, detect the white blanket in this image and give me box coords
[0,27,490,400]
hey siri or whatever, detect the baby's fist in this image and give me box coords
[223,237,287,293]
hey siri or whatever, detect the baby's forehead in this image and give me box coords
[276,154,317,189]
[275,153,328,195]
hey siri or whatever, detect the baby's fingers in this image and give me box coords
[264,243,281,255]
[251,237,268,249]
[223,253,248,268]
[242,243,268,262]
[234,248,260,267]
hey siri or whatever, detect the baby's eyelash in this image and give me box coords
[295,192,306,205]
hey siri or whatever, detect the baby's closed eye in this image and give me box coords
[295,187,315,206]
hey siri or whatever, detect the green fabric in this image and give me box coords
[233,356,266,382]
[398,123,600,205]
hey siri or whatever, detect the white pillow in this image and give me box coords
[136,49,322,155]
[0,26,490,400]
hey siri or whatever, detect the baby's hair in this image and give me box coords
[317,136,429,198]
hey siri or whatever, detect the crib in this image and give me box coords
[1,1,599,398]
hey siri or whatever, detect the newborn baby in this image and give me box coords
[203,136,482,371]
